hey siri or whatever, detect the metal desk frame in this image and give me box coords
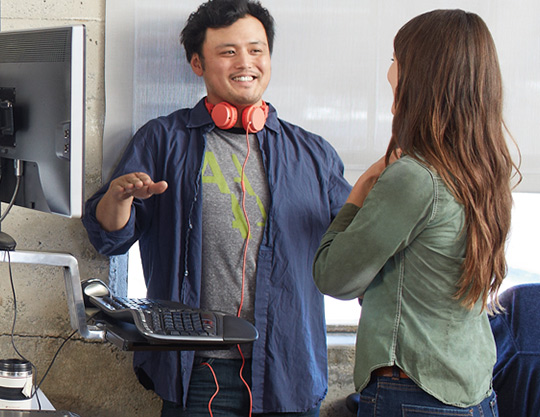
[0,250,105,341]
[0,250,257,351]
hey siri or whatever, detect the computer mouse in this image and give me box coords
[81,278,111,298]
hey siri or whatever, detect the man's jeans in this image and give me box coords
[358,374,498,417]
[161,357,320,417]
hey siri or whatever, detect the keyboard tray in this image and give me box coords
[88,295,258,351]
[96,313,256,351]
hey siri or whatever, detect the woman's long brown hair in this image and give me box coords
[388,9,521,311]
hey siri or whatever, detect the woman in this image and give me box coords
[313,9,520,416]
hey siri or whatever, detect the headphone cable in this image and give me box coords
[237,125,254,417]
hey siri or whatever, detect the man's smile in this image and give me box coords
[232,75,256,82]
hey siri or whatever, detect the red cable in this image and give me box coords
[237,126,253,417]
[206,125,254,417]
[238,126,252,318]
[238,344,253,417]
[202,362,220,417]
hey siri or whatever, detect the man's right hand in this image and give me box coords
[107,172,168,201]
[96,172,168,232]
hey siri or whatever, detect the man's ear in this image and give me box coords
[190,54,204,76]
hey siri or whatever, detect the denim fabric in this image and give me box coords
[357,376,498,417]
[490,284,540,417]
[83,98,351,411]
[161,358,320,417]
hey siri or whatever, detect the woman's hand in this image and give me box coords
[346,149,401,207]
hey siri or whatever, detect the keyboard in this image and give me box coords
[88,294,258,346]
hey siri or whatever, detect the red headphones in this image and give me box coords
[205,99,268,133]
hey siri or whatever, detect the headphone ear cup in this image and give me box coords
[211,102,238,130]
[242,105,267,133]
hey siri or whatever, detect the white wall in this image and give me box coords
[107,0,540,327]
[105,0,540,191]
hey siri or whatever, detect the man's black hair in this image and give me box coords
[180,0,275,62]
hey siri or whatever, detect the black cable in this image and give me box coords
[6,250,97,410]
[3,160,84,410]
[34,313,99,407]
[0,161,22,223]
[35,328,78,392]
[6,250,41,408]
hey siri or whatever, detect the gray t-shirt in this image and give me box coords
[198,128,269,358]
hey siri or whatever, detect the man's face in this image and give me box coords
[190,15,271,110]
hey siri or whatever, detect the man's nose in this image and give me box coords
[235,50,253,69]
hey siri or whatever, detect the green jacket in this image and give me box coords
[313,156,495,407]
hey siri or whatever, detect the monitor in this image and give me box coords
[0,25,85,222]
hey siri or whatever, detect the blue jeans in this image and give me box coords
[161,357,320,417]
[358,375,498,417]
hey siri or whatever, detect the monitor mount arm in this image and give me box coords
[0,250,105,340]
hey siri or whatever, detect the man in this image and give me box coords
[83,0,351,415]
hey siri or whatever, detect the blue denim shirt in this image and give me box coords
[82,98,351,413]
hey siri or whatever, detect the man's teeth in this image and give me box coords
[234,76,254,81]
